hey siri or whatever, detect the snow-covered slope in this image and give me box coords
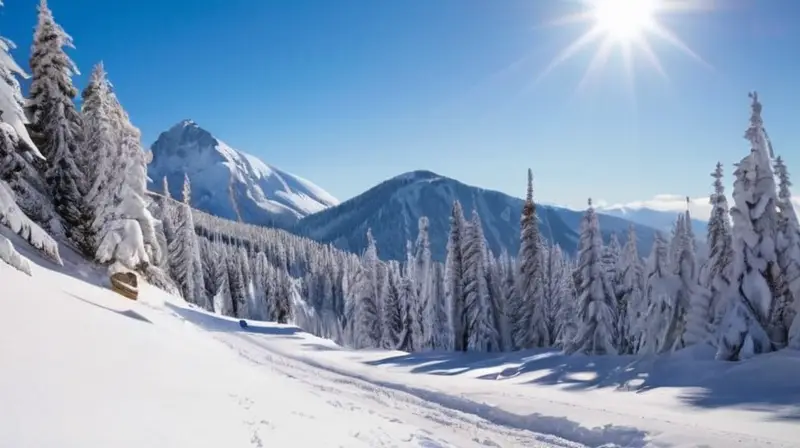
[4,240,798,448]
[147,120,338,227]
[293,170,659,261]
[599,204,707,236]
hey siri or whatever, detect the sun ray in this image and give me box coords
[577,36,615,92]
[536,0,711,91]
[648,22,712,70]
[535,26,604,83]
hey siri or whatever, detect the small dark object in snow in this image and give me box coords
[239,319,248,329]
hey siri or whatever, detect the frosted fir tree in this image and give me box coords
[617,225,645,354]
[414,217,436,350]
[485,250,510,351]
[773,156,800,348]
[397,265,418,352]
[167,201,199,303]
[429,262,452,350]
[667,205,701,351]
[496,250,518,350]
[463,210,500,352]
[638,232,679,354]
[668,214,685,269]
[567,199,617,355]
[553,249,579,349]
[541,244,568,346]
[350,229,382,348]
[701,163,734,331]
[234,247,251,318]
[79,63,116,251]
[445,200,468,351]
[513,169,549,349]
[28,0,86,243]
[380,261,404,349]
[717,92,783,361]
[226,245,248,318]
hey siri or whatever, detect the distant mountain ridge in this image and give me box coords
[598,204,707,237]
[147,120,338,227]
[292,170,660,262]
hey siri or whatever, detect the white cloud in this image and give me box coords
[600,193,800,220]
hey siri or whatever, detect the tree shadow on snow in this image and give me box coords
[63,292,152,324]
[365,344,800,420]
[164,303,304,339]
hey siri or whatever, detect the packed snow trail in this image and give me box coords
[167,304,800,448]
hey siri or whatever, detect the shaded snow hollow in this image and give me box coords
[147,119,338,227]
[2,238,800,447]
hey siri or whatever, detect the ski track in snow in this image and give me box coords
[162,306,580,448]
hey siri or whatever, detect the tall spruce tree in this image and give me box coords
[717,92,783,360]
[28,0,85,243]
[773,156,800,348]
[514,169,549,349]
[567,199,617,355]
[445,200,468,351]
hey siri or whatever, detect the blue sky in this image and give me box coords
[1,0,798,210]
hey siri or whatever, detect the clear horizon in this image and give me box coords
[2,0,798,212]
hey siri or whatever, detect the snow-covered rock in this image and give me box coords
[293,170,659,262]
[148,120,338,227]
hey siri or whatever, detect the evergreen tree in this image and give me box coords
[445,200,468,351]
[380,260,404,349]
[773,156,800,348]
[701,163,734,333]
[414,217,435,350]
[668,206,700,351]
[497,250,517,350]
[567,199,617,355]
[717,92,782,360]
[513,169,549,349]
[352,229,382,348]
[544,244,575,350]
[429,262,452,350]
[29,0,85,243]
[167,201,200,303]
[617,225,645,354]
[463,210,499,351]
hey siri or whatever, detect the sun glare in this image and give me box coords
[535,0,711,91]
[593,0,656,41]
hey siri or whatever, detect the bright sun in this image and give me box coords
[535,0,710,91]
[592,0,657,42]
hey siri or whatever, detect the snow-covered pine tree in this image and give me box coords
[701,163,734,334]
[0,7,61,271]
[397,264,417,352]
[94,77,161,273]
[28,0,86,244]
[429,261,452,350]
[462,210,500,352]
[227,244,247,318]
[78,63,115,253]
[668,203,701,351]
[567,199,617,355]
[414,216,436,350]
[380,260,404,349]
[350,229,381,348]
[514,169,549,349]
[445,200,468,351]
[668,213,685,269]
[773,156,800,349]
[497,250,517,350]
[617,225,645,354]
[717,92,783,361]
[485,249,510,351]
[543,244,573,349]
[168,200,200,303]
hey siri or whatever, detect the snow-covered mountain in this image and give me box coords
[598,204,707,237]
[293,170,659,262]
[148,120,339,227]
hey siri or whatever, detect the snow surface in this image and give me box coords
[2,238,799,448]
[148,120,338,227]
